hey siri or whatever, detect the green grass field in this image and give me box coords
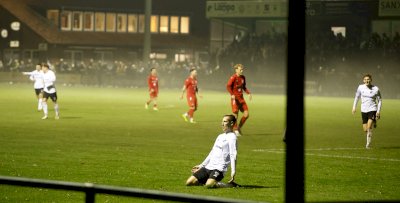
[0,83,399,202]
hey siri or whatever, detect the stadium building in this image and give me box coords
[0,0,399,97]
[0,0,211,67]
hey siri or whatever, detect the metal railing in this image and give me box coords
[0,175,265,203]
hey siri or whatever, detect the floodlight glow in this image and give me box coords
[1,29,7,38]
[10,22,20,31]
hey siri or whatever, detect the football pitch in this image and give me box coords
[0,83,399,202]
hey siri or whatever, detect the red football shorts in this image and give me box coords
[150,90,158,98]
[187,95,198,108]
[231,95,248,113]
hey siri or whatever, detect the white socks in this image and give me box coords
[366,129,372,148]
[38,98,43,110]
[42,101,48,116]
[41,102,60,119]
[54,104,59,116]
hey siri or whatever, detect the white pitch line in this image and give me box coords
[253,148,365,152]
[306,153,400,162]
[253,149,400,162]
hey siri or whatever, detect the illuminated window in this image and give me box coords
[83,12,94,31]
[10,22,20,31]
[106,13,116,32]
[159,16,169,33]
[95,12,105,32]
[10,40,20,48]
[150,53,167,59]
[175,53,189,62]
[1,29,8,38]
[60,11,71,31]
[331,26,346,37]
[47,10,59,26]
[72,12,83,31]
[170,16,179,34]
[180,16,189,34]
[138,15,145,33]
[117,14,127,32]
[128,14,138,33]
[151,15,159,33]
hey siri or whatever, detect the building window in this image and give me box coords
[151,15,159,33]
[331,26,346,37]
[159,15,169,33]
[23,50,40,62]
[150,53,167,60]
[83,12,94,31]
[175,53,190,62]
[64,50,83,65]
[170,16,179,34]
[10,40,20,48]
[138,15,145,33]
[47,10,59,26]
[72,12,83,31]
[106,13,116,32]
[10,22,20,31]
[95,12,105,32]
[60,10,71,31]
[180,16,190,34]
[57,10,191,35]
[117,14,127,32]
[128,14,138,33]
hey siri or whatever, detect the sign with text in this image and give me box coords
[206,1,287,18]
[379,0,400,16]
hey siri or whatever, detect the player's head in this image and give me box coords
[150,68,157,75]
[234,64,244,75]
[36,63,42,71]
[363,74,372,85]
[222,114,237,132]
[189,68,197,77]
[42,63,50,72]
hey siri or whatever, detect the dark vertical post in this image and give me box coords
[85,191,95,203]
[285,0,305,202]
[143,0,152,66]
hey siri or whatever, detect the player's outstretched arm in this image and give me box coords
[22,72,32,75]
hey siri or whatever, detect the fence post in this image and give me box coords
[85,183,95,203]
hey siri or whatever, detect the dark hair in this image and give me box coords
[42,63,49,68]
[150,68,156,72]
[363,74,372,80]
[189,68,196,73]
[224,114,237,125]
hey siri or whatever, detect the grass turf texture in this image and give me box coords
[0,83,399,202]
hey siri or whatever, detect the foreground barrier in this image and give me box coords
[0,175,264,203]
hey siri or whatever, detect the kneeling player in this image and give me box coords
[185,115,240,188]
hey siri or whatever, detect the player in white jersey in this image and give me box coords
[185,115,240,188]
[41,64,60,120]
[22,63,44,111]
[352,74,382,149]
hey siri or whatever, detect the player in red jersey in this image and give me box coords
[226,64,252,136]
[180,68,202,123]
[145,68,159,111]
